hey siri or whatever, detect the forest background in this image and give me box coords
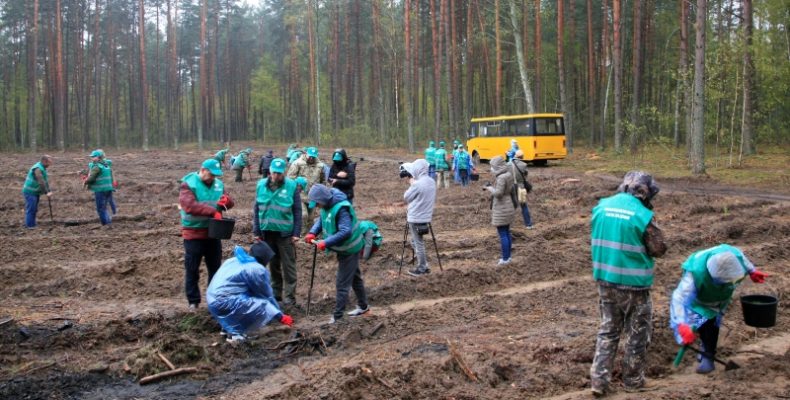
[0,0,787,174]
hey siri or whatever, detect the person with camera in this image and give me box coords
[400,159,436,276]
[485,156,517,265]
[511,150,533,229]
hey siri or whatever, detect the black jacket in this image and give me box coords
[259,155,274,175]
[328,150,356,201]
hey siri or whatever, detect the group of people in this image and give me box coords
[23,149,118,229]
[179,145,375,343]
[21,142,772,388]
[423,139,475,188]
[588,171,768,396]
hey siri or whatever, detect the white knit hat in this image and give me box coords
[707,252,747,283]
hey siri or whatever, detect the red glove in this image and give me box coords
[304,233,317,244]
[749,270,768,284]
[112,181,119,189]
[678,323,697,345]
[316,241,327,251]
[217,194,230,210]
[81,175,88,183]
[213,211,222,220]
[280,314,293,327]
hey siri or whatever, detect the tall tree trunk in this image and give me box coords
[740,0,755,155]
[612,0,622,152]
[405,0,414,151]
[139,0,149,150]
[28,0,39,152]
[198,0,207,149]
[308,0,319,143]
[586,0,595,146]
[494,0,502,115]
[599,0,609,147]
[534,0,541,110]
[674,0,690,147]
[558,0,570,151]
[92,0,101,147]
[54,0,65,151]
[629,0,643,154]
[690,0,707,174]
[508,0,535,113]
[430,0,441,140]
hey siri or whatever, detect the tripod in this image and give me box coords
[398,222,443,276]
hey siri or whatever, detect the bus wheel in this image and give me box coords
[532,160,547,167]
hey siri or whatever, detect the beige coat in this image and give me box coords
[487,156,516,227]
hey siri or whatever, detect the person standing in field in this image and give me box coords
[231,148,252,182]
[305,185,370,324]
[400,159,436,277]
[259,149,275,178]
[453,146,472,187]
[178,159,234,311]
[589,171,667,396]
[214,146,230,169]
[511,150,533,229]
[424,141,437,180]
[253,158,302,307]
[287,146,326,234]
[328,148,356,204]
[485,156,517,265]
[434,141,450,189]
[22,155,53,228]
[84,149,114,227]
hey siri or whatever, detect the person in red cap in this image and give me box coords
[179,158,235,311]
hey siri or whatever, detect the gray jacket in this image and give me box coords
[487,156,516,227]
[403,159,436,223]
[511,159,528,186]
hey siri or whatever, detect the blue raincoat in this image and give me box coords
[206,246,283,336]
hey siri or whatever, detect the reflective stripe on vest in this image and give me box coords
[180,172,224,228]
[256,178,296,233]
[320,200,366,256]
[591,193,655,287]
[22,162,48,195]
[88,162,114,192]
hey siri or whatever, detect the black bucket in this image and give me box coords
[470,173,480,182]
[740,294,778,328]
[208,218,235,240]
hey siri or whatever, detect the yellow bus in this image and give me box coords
[466,113,567,166]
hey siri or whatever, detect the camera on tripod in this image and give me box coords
[398,162,412,179]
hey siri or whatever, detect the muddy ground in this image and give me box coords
[0,145,788,399]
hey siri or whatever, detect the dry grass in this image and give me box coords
[558,144,790,190]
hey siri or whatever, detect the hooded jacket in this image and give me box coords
[308,186,354,248]
[487,156,516,226]
[402,159,436,223]
[329,149,356,201]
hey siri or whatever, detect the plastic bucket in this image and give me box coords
[740,294,778,328]
[470,173,480,182]
[208,218,235,240]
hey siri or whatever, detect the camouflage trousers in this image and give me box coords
[590,284,652,390]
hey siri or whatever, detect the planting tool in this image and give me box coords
[306,244,318,317]
[686,345,741,371]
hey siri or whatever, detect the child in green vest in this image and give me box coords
[670,244,767,374]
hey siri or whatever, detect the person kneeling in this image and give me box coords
[207,244,294,344]
[670,244,767,373]
[305,185,370,324]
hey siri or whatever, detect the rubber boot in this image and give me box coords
[696,356,715,374]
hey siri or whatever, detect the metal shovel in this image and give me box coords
[686,345,741,371]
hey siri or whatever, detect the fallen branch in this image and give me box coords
[139,367,198,385]
[446,339,478,383]
[0,317,14,327]
[361,367,395,390]
[22,362,56,376]
[156,352,176,370]
[64,213,149,227]
[367,322,385,337]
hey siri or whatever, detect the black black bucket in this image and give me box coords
[470,173,480,182]
[208,218,235,240]
[740,294,778,328]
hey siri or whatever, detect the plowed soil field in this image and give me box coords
[1,145,788,399]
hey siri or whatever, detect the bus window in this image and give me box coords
[534,118,564,136]
[468,123,478,138]
[507,119,532,136]
[485,121,502,137]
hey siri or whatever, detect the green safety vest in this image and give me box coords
[232,153,248,169]
[456,152,470,170]
[591,193,655,287]
[434,149,449,170]
[87,162,114,193]
[22,162,48,195]
[180,172,224,228]
[424,147,436,166]
[256,178,297,233]
[214,149,228,161]
[683,244,748,319]
[320,200,366,256]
